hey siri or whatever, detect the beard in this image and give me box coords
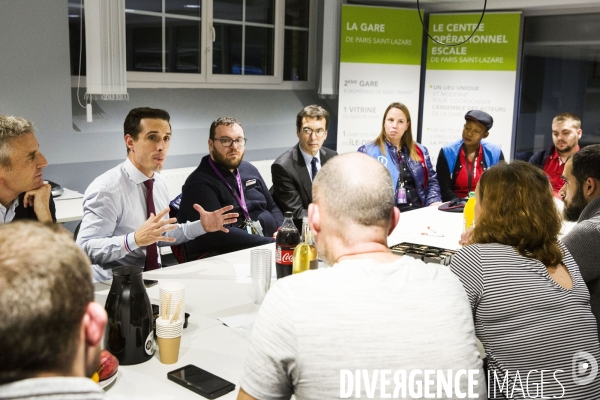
[563,184,588,222]
[556,143,575,155]
[211,148,244,170]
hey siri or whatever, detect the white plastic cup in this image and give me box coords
[159,282,186,322]
[250,249,271,305]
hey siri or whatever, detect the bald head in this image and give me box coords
[313,152,394,230]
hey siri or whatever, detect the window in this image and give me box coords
[515,13,600,159]
[69,0,316,89]
[283,0,309,81]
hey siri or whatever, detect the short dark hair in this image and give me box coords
[571,144,600,187]
[209,117,242,139]
[0,222,94,384]
[553,112,581,130]
[123,108,171,152]
[296,105,330,132]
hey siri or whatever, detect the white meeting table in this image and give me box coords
[94,205,573,398]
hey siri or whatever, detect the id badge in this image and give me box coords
[242,219,264,236]
[251,220,264,236]
[242,219,253,235]
[397,187,407,204]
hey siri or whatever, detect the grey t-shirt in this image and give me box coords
[240,256,485,400]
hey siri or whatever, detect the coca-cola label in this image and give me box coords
[277,247,294,265]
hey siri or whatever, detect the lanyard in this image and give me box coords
[395,149,404,188]
[462,144,479,193]
[208,157,250,220]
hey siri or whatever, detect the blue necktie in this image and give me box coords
[311,157,319,181]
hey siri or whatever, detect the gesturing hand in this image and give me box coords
[23,183,53,222]
[194,204,239,233]
[134,207,177,247]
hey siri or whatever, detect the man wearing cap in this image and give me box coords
[529,112,582,195]
[436,110,504,202]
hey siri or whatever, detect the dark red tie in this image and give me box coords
[143,179,159,271]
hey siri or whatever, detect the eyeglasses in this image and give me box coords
[213,137,247,147]
[301,127,326,137]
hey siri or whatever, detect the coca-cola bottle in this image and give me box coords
[276,211,300,279]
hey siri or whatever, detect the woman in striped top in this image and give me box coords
[450,161,600,399]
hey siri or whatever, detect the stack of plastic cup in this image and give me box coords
[155,317,184,364]
[250,249,272,305]
[159,282,185,323]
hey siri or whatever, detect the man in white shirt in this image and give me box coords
[77,108,238,281]
[238,153,486,400]
[0,114,55,224]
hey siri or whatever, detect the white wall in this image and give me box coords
[0,0,338,194]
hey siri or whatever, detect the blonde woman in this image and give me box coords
[358,102,441,212]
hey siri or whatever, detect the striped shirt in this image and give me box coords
[450,242,600,399]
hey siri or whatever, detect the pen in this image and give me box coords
[421,226,444,237]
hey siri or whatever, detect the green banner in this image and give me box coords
[340,5,423,65]
[426,13,521,71]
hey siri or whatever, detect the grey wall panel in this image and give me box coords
[0,0,337,194]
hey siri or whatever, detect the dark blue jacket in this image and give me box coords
[437,139,504,201]
[528,146,555,169]
[358,141,442,206]
[178,156,283,260]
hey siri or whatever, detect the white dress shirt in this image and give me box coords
[77,158,205,281]
[0,198,18,224]
[298,146,321,180]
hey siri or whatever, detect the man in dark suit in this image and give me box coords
[0,114,55,224]
[271,105,337,230]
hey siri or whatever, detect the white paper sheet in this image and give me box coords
[54,188,84,201]
[217,311,257,328]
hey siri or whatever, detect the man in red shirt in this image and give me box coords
[529,112,582,195]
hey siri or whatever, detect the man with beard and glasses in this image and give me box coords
[560,144,600,338]
[178,117,283,259]
[0,222,108,399]
[529,112,582,195]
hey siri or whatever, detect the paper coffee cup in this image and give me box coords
[157,336,181,364]
[156,317,184,364]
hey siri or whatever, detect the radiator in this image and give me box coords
[158,167,197,201]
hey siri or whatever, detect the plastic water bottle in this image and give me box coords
[463,191,476,232]
[292,217,318,274]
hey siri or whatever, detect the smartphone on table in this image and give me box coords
[143,279,158,288]
[167,364,236,399]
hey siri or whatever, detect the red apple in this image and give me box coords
[98,349,119,381]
